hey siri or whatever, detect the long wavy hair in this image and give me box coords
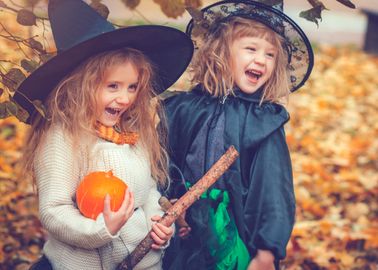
[21,48,169,188]
[190,17,290,103]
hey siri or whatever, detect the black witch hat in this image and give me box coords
[13,0,194,123]
[186,0,314,92]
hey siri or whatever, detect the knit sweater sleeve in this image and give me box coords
[142,180,164,226]
[34,127,116,249]
[142,181,175,249]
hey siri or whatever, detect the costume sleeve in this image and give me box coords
[244,126,295,260]
[34,127,117,249]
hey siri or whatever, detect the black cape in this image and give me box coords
[163,86,295,270]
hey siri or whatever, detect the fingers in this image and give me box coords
[112,190,134,218]
[152,223,173,241]
[151,215,161,222]
[150,222,173,249]
[102,190,134,236]
[178,226,191,238]
[119,189,132,211]
[123,190,134,218]
[103,194,111,216]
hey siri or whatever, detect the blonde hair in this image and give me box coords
[22,48,169,188]
[190,17,290,103]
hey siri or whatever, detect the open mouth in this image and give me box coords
[246,69,263,82]
[105,107,122,117]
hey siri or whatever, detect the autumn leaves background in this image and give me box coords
[1,0,377,269]
[284,46,378,269]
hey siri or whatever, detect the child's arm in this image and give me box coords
[245,126,295,264]
[35,127,119,249]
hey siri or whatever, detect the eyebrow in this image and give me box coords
[129,82,139,87]
[105,79,139,85]
[244,42,276,51]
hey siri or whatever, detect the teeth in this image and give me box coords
[252,71,262,76]
[106,108,121,115]
[246,70,262,79]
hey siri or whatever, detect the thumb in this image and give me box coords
[151,215,162,222]
[103,194,111,215]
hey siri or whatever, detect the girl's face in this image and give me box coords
[230,36,277,94]
[97,61,139,127]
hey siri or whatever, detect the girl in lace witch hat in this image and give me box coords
[163,1,313,270]
[17,0,193,269]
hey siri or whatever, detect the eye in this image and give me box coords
[107,83,118,89]
[128,83,138,92]
[246,47,256,52]
[266,52,275,58]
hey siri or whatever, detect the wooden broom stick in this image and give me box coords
[158,196,189,228]
[116,145,239,270]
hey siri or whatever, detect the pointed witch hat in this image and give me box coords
[186,0,314,92]
[13,0,194,123]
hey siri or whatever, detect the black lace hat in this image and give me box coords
[186,0,314,92]
[14,0,194,123]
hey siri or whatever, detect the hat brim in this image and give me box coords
[186,0,314,92]
[14,25,193,122]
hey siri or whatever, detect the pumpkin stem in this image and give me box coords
[105,170,113,178]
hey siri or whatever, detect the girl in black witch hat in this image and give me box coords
[163,1,313,270]
[15,0,193,269]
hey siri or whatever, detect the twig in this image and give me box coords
[116,146,239,270]
[0,22,29,59]
[133,8,153,24]
[306,0,326,8]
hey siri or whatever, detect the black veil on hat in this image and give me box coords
[13,0,194,123]
[186,0,314,92]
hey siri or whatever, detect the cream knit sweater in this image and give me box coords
[34,126,165,270]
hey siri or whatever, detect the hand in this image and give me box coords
[103,189,134,235]
[150,215,174,250]
[178,226,191,238]
[247,250,275,270]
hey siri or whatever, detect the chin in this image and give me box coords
[98,119,118,127]
[239,86,259,94]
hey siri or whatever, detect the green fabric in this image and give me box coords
[186,183,250,269]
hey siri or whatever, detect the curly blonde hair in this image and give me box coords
[190,17,290,103]
[22,48,169,188]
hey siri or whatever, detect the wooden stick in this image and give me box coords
[158,196,189,228]
[116,146,239,270]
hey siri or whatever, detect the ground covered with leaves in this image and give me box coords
[0,46,377,270]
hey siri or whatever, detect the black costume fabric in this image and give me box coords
[162,85,296,270]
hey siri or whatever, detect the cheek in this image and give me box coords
[231,57,243,75]
[128,93,139,107]
[267,61,276,76]
[96,93,114,112]
[95,93,103,110]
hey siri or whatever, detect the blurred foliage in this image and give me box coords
[0,0,356,122]
[283,45,378,270]
[1,44,377,270]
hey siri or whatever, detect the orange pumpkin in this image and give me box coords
[76,171,127,220]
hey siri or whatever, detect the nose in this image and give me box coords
[254,51,266,65]
[116,90,130,105]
